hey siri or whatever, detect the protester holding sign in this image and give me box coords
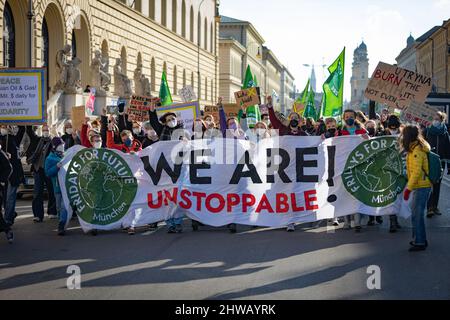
[0,125,25,226]
[26,125,57,222]
[401,125,433,252]
[424,111,450,218]
[218,97,247,141]
[61,120,81,150]
[267,96,308,138]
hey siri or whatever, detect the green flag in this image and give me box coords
[321,48,345,118]
[159,71,173,106]
[253,74,258,87]
[242,65,255,89]
[303,84,317,121]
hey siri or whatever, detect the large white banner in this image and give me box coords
[59,136,409,232]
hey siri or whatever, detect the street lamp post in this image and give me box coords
[197,0,206,102]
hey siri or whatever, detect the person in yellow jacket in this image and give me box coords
[401,125,433,252]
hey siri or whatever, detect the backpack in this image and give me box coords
[425,151,443,184]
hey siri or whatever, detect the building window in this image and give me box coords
[205,77,208,100]
[204,18,208,50]
[197,13,201,47]
[173,65,177,94]
[191,72,194,88]
[3,2,15,67]
[210,23,214,54]
[211,79,214,102]
[183,69,187,88]
[190,6,194,42]
[198,74,201,100]
[161,0,167,27]
[172,0,177,32]
[71,30,77,58]
[181,1,186,38]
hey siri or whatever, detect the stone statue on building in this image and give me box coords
[114,58,132,98]
[134,62,151,96]
[53,44,82,94]
[91,50,111,96]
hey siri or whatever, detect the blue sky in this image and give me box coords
[220,0,450,101]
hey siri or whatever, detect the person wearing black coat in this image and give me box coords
[26,125,57,222]
[424,111,450,217]
[61,121,81,150]
[0,125,25,226]
[0,145,14,243]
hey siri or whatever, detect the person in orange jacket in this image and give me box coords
[106,128,142,154]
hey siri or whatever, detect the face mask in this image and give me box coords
[389,127,399,134]
[229,123,237,130]
[56,145,65,153]
[167,120,177,128]
[345,118,355,127]
[367,128,376,137]
[0,129,8,136]
[194,122,203,130]
[205,120,212,126]
[433,120,441,127]
[327,128,337,136]
[66,128,73,135]
[290,120,299,129]
[133,128,141,135]
[256,128,266,136]
[263,119,270,126]
[43,131,50,138]
[147,131,158,140]
[124,138,133,147]
[93,142,102,149]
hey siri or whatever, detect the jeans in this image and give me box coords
[411,188,432,245]
[166,217,183,228]
[427,162,445,210]
[32,168,57,220]
[55,193,68,228]
[4,183,18,225]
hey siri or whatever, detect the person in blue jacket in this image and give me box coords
[45,137,68,236]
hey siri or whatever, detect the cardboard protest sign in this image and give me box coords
[204,104,240,128]
[156,101,201,133]
[0,68,46,124]
[178,85,197,103]
[234,87,261,109]
[402,101,436,127]
[71,106,86,131]
[364,62,432,110]
[127,95,160,122]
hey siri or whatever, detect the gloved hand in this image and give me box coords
[404,189,412,201]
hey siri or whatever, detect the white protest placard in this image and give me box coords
[402,101,436,127]
[364,62,432,110]
[178,85,197,103]
[0,68,46,124]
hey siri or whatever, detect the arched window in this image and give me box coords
[211,79,214,102]
[191,72,194,88]
[190,6,194,42]
[172,0,177,32]
[151,58,156,92]
[197,13,201,47]
[71,30,77,58]
[173,65,177,94]
[161,0,167,27]
[183,69,187,88]
[3,2,15,67]
[149,0,155,20]
[181,1,186,38]
[205,77,208,100]
[204,18,208,51]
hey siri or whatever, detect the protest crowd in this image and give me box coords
[0,93,449,253]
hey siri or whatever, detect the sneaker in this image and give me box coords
[376,216,383,224]
[409,245,426,252]
[427,209,434,218]
[128,227,135,235]
[6,230,14,244]
[286,223,295,232]
[192,220,200,232]
[434,208,442,216]
[332,219,340,226]
[33,217,43,223]
[389,224,397,233]
[175,224,183,233]
[228,223,237,234]
[167,226,176,234]
[410,241,429,248]
[367,219,375,226]
[57,229,65,236]
[148,223,158,230]
[355,226,362,233]
[48,215,58,220]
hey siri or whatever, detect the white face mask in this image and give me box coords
[0,129,8,136]
[147,131,158,140]
[66,128,73,135]
[93,141,102,149]
[43,131,50,138]
[194,122,203,130]
[432,120,441,127]
[56,145,65,153]
[167,120,177,128]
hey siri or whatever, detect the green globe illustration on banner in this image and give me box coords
[342,137,407,207]
[65,148,138,226]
